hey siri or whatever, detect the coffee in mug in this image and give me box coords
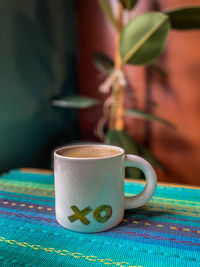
[59,146,121,158]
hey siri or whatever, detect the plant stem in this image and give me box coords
[109,1,124,130]
[115,2,123,69]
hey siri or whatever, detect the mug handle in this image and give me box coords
[124,154,157,209]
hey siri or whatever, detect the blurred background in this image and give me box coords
[1,0,200,186]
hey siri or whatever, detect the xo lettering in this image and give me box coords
[68,205,112,225]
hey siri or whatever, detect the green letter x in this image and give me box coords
[68,206,92,225]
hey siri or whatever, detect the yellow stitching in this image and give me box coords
[12,241,26,247]
[112,262,129,266]
[0,236,142,267]
[0,200,53,211]
[85,255,98,262]
[58,251,68,256]
[54,250,62,254]
[43,247,55,252]
[27,245,41,250]
[70,253,82,258]
[129,219,199,234]
[182,228,190,232]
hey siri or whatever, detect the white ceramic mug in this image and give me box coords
[54,144,157,233]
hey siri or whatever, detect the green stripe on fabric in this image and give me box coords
[125,193,200,208]
[0,179,54,190]
[0,185,54,197]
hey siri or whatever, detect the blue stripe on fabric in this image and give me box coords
[103,228,200,252]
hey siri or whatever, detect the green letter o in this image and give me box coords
[93,205,112,223]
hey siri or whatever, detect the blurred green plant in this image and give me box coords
[52,1,200,178]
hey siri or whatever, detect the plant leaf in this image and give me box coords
[105,130,142,178]
[35,0,53,45]
[106,130,165,169]
[137,143,165,171]
[93,52,114,74]
[148,63,167,78]
[105,129,138,154]
[98,0,120,31]
[52,96,100,109]
[120,12,170,65]
[119,0,138,10]
[165,6,200,30]
[125,109,175,129]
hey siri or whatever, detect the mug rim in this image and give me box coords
[54,144,125,161]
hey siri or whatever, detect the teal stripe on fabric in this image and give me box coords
[125,183,200,201]
[1,169,54,184]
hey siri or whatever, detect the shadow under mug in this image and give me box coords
[54,144,157,233]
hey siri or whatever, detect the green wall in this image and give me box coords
[0,0,78,172]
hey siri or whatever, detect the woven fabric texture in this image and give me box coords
[0,169,200,267]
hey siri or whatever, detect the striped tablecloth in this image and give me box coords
[0,169,200,267]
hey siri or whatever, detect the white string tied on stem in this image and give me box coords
[99,69,127,94]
